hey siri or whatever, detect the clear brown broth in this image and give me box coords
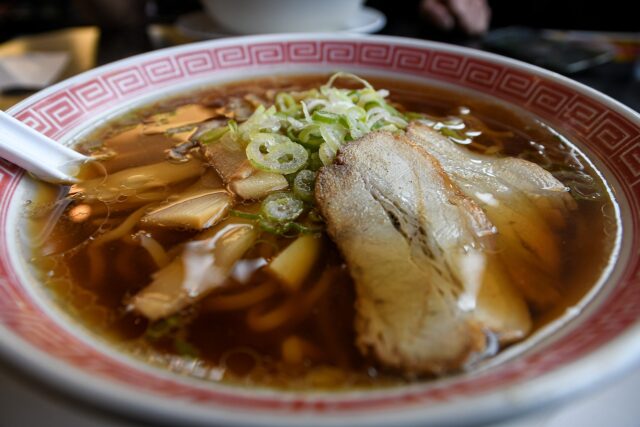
[25,75,617,389]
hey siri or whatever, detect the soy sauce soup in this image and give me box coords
[25,75,617,389]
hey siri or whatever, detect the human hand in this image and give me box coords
[421,0,491,36]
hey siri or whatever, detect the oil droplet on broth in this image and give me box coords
[121,174,153,189]
[68,204,92,223]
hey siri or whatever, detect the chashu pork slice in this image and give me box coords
[406,122,576,310]
[316,131,502,375]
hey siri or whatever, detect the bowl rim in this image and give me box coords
[1,32,640,427]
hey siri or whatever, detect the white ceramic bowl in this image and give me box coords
[1,34,639,427]
[200,0,365,34]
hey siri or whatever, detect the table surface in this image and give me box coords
[2,362,640,427]
[1,9,640,427]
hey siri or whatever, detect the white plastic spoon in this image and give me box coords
[0,110,89,184]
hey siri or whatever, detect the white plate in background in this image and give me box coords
[176,7,386,40]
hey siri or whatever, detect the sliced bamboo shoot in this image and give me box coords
[82,189,171,217]
[142,105,221,135]
[200,133,254,182]
[186,168,224,192]
[266,234,322,292]
[230,171,288,200]
[98,126,178,173]
[131,218,259,320]
[72,159,203,203]
[140,189,232,230]
[89,168,223,217]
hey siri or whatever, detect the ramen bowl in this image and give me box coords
[0,34,639,426]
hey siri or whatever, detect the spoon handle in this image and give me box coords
[0,110,88,183]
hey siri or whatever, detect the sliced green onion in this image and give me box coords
[258,218,288,235]
[198,126,229,144]
[438,126,472,145]
[238,105,280,143]
[229,209,261,220]
[318,142,337,166]
[288,222,323,234]
[174,338,199,358]
[293,169,316,203]
[261,192,304,223]
[145,315,185,341]
[258,218,322,236]
[165,124,198,135]
[275,92,298,114]
[233,72,410,174]
[246,133,308,174]
[306,152,323,171]
[312,110,340,124]
[319,124,347,152]
[227,119,238,134]
[298,124,324,147]
[325,72,374,90]
[405,111,426,121]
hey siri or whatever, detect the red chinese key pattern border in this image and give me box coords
[1,39,640,413]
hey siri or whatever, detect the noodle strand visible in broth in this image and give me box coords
[203,280,279,312]
[92,206,149,246]
[246,267,335,332]
[136,232,169,267]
